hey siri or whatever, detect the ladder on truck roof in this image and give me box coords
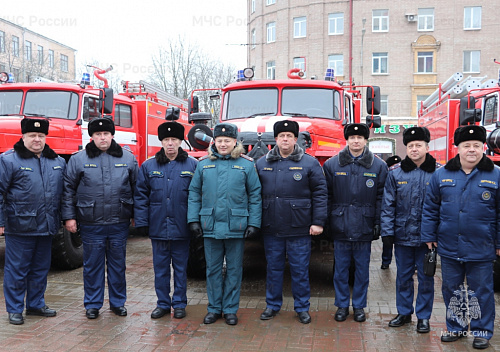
[121,80,187,109]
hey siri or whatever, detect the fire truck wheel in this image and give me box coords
[187,236,206,279]
[51,226,83,270]
[493,256,500,292]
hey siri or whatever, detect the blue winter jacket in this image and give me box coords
[62,140,138,225]
[187,144,262,239]
[255,144,327,237]
[323,146,388,242]
[381,154,440,247]
[421,154,500,262]
[134,148,198,240]
[0,140,66,236]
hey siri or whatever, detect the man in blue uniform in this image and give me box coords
[381,127,439,333]
[62,117,138,319]
[323,123,387,323]
[422,125,500,350]
[188,123,261,326]
[134,121,197,320]
[0,118,66,325]
[256,120,327,324]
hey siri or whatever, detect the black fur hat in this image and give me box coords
[214,123,238,139]
[274,120,299,137]
[158,122,184,141]
[344,123,370,140]
[21,118,49,135]
[403,127,430,146]
[386,155,401,167]
[453,125,486,146]
[88,117,115,136]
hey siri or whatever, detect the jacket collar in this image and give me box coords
[444,153,494,172]
[209,143,245,160]
[401,153,437,173]
[14,138,58,159]
[154,147,188,164]
[85,139,123,159]
[266,144,305,162]
[338,146,373,168]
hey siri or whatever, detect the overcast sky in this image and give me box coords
[1,0,248,81]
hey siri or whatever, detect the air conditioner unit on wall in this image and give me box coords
[406,14,417,22]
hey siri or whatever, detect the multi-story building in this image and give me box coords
[0,17,76,83]
[247,0,499,158]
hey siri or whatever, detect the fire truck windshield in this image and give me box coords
[282,88,340,120]
[23,90,79,119]
[0,91,23,115]
[225,88,278,119]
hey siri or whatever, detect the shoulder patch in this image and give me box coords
[199,154,210,161]
[240,154,254,162]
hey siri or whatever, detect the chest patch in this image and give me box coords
[293,172,302,181]
[84,164,97,168]
[482,191,492,201]
[366,179,375,188]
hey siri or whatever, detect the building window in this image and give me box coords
[12,68,20,82]
[266,0,276,5]
[380,95,388,116]
[48,50,54,68]
[418,8,434,31]
[417,52,433,73]
[464,6,481,30]
[251,29,256,49]
[372,52,388,74]
[328,54,344,76]
[0,31,4,53]
[328,13,344,35]
[294,17,307,38]
[267,22,276,43]
[417,95,430,113]
[25,41,32,61]
[37,45,43,65]
[293,57,305,76]
[372,9,389,32]
[12,36,19,57]
[463,50,480,72]
[61,54,68,72]
[266,61,275,79]
[251,0,255,13]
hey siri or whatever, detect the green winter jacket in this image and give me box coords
[188,144,262,239]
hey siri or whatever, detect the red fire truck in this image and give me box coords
[418,68,500,290]
[185,67,382,277]
[0,67,204,270]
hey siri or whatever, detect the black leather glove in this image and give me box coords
[244,226,259,239]
[189,222,203,238]
[135,226,149,237]
[373,224,381,240]
[382,235,394,248]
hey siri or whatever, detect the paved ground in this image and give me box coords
[0,235,498,351]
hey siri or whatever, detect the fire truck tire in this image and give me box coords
[493,256,500,292]
[51,226,83,270]
[187,236,206,278]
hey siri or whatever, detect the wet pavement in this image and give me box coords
[0,235,499,351]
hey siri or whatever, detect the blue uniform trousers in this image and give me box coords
[151,239,190,310]
[334,240,371,309]
[441,256,495,340]
[204,237,245,314]
[394,244,434,318]
[263,235,311,312]
[382,240,393,266]
[4,234,52,313]
[80,223,128,309]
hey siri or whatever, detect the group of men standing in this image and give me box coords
[0,116,497,349]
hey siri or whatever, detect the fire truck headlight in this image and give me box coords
[0,72,14,83]
[243,67,254,79]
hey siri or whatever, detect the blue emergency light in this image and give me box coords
[325,68,335,81]
[80,72,91,86]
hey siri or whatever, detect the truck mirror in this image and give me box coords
[99,88,114,114]
[366,86,381,115]
[189,96,199,115]
[166,107,180,120]
[459,96,481,125]
[83,96,90,121]
[366,115,381,129]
